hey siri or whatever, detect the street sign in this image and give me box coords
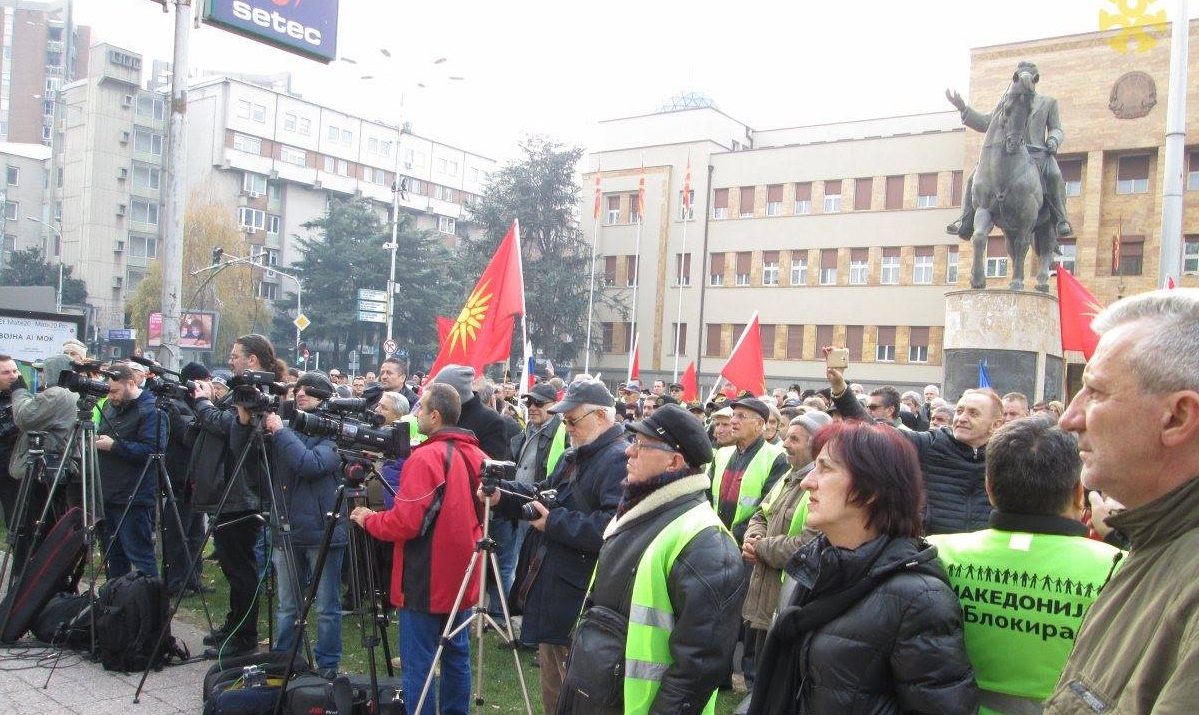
[357,311,387,324]
[293,313,311,331]
[383,339,397,355]
[348,360,359,372]
[357,300,388,313]
[348,349,359,361]
[357,288,388,302]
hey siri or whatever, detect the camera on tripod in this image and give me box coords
[228,370,288,411]
[291,410,411,460]
[323,397,384,426]
[478,460,560,520]
[58,362,114,398]
[144,375,195,402]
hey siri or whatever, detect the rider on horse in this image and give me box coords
[946,61,1074,241]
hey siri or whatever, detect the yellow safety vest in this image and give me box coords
[710,441,785,528]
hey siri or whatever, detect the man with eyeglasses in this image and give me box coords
[480,379,626,715]
[558,404,744,715]
[865,385,908,430]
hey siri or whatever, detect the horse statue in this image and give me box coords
[958,67,1059,292]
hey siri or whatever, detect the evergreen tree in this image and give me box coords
[0,247,88,305]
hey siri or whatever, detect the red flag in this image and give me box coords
[592,166,602,220]
[681,158,692,211]
[428,221,525,377]
[628,332,640,381]
[681,361,698,402]
[1168,275,1176,289]
[1056,267,1102,360]
[636,169,646,222]
[720,312,766,395]
[436,316,454,344]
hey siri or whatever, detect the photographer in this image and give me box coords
[0,355,24,527]
[479,379,627,715]
[159,362,208,598]
[96,362,167,579]
[231,369,344,675]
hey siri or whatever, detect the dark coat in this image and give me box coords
[510,415,565,485]
[98,389,167,506]
[749,534,978,715]
[495,423,627,644]
[458,395,511,461]
[190,396,264,515]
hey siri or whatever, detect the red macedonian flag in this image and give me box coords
[428,221,525,377]
[1056,267,1102,360]
[721,311,766,396]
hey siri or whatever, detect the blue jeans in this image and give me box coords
[103,502,158,579]
[400,609,471,715]
[272,545,345,670]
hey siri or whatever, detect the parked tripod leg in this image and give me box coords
[0,437,48,635]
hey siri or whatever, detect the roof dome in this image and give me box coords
[658,91,717,113]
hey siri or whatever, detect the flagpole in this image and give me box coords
[628,154,644,381]
[704,375,725,405]
[513,218,530,395]
[584,166,602,374]
[673,148,693,381]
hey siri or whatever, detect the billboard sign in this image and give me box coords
[203,0,339,64]
[0,309,85,364]
[148,311,219,350]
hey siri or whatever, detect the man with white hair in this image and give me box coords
[62,339,88,363]
[923,384,941,422]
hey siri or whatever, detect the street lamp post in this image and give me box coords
[191,253,303,359]
[26,215,63,313]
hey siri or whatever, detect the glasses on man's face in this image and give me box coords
[866,403,886,412]
[630,439,677,455]
[563,408,600,428]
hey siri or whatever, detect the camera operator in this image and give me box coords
[478,379,627,715]
[349,382,487,715]
[0,355,24,528]
[96,361,167,579]
[189,335,285,659]
[159,362,209,598]
[231,369,345,675]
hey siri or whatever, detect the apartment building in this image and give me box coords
[0,140,49,264]
[0,0,89,144]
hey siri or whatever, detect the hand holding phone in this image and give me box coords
[826,348,849,370]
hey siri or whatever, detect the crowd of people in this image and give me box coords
[1,286,1197,714]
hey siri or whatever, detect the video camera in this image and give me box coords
[478,460,560,521]
[291,410,411,460]
[228,370,289,412]
[124,355,196,401]
[58,361,116,398]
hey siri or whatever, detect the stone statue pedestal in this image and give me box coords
[942,290,1064,403]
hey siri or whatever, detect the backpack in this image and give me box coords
[95,572,188,672]
[31,592,92,648]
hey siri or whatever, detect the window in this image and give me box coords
[880,248,900,284]
[366,167,386,185]
[3,200,17,220]
[846,326,864,362]
[909,327,930,363]
[133,127,163,155]
[790,253,808,285]
[438,216,456,235]
[1114,235,1144,276]
[766,184,783,216]
[266,214,281,235]
[676,253,692,286]
[986,236,1008,277]
[1116,154,1150,194]
[815,325,834,354]
[876,326,896,362]
[606,195,620,225]
[849,248,869,284]
[268,181,282,205]
[823,180,842,212]
[917,173,938,208]
[670,323,687,355]
[129,233,157,258]
[709,252,725,286]
[135,95,165,120]
[794,182,812,214]
[601,322,614,353]
[854,177,872,211]
[342,129,353,146]
[298,117,311,136]
[947,248,959,284]
[1056,240,1077,274]
[1188,150,1199,190]
[133,163,161,190]
[1184,235,1199,274]
[712,188,729,219]
[820,249,838,285]
[1060,158,1082,197]
[130,199,158,225]
[280,146,306,166]
[437,157,458,176]
[233,133,261,154]
[762,251,780,286]
[41,126,51,142]
[885,175,904,210]
[327,125,339,142]
[603,256,617,287]
[250,245,280,266]
[257,281,278,300]
[739,186,755,217]
[735,252,751,286]
[760,324,776,359]
[5,166,17,185]
[678,190,694,220]
[236,99,251,119]
[705,324,722,357]
[951,170,963,206]
[626,255,638,287]
[243,172,267,195]
[367,137,378,153]
[628,192,640,223]
[284,113,297,131]
[786,325,804,360]
[238,207,266,230]
[914,247,934,284]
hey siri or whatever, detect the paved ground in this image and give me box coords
[0,619,210,714]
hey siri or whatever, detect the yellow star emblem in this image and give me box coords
[448,279,493,355]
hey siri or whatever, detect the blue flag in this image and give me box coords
[978,359,992,389]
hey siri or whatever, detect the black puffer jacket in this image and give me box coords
[750,534,978,715]
[834,390,991,534]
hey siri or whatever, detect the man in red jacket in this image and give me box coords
[350,382,486,715]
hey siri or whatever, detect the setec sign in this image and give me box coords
[203,0,339,64]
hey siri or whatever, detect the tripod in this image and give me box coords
[0,432,53,605]
[412,489,534,715]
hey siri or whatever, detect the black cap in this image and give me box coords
[653,394,680,409]
[522,382,558,405]
[667,382,684,391]
[296,370,334,400]
[731,397,770,420]
[549,379,615,414]
[180,362,211,382]
[627,404,713,469]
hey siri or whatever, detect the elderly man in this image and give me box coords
[1043,289,1199,714]
[710,397,788,543]
[1000,392,1030,423]
[482,379,626,715]
[62,339,88,363]
[930,414,1120,714]
[557,404,744,715]
[709,406,735,448]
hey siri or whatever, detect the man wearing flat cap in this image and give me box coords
[558,404,745,715]
[710,397,789,543]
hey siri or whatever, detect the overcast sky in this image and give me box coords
[73,0,1195,161]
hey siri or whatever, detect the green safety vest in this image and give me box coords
[710,441,785,529]
[399,414,427,445]
[625,502,730,715]
[929,529,1121,715]
[545,421,567,478]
